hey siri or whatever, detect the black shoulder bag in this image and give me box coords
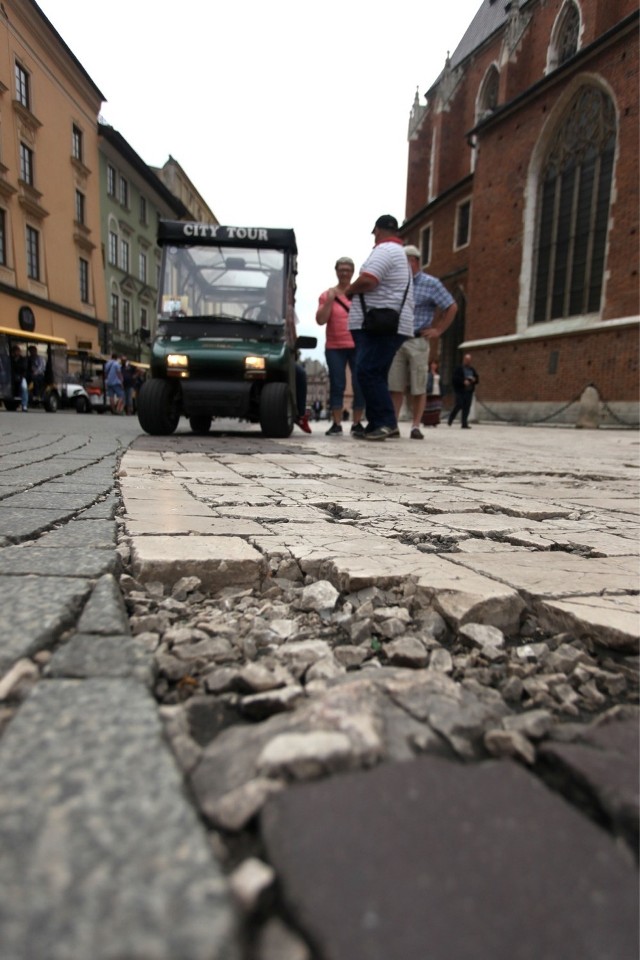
[358,273,411,336]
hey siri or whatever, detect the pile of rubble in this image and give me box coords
[122,561,638,844]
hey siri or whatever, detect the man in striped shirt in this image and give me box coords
[345,215,414,441]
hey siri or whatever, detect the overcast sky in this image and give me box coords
[38,0,482,360]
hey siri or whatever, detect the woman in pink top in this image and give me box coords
[316,257,365,436]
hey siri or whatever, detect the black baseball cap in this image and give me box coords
[373,214,399,232]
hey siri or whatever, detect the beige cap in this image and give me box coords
[404,245,421,259]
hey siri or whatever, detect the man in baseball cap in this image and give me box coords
[372,214,399,232]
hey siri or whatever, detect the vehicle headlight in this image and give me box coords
[166,354,189,377]
[244,355,266,378]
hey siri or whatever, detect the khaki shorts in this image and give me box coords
[388,336,430,395]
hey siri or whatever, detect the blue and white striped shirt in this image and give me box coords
[348,240,414,337]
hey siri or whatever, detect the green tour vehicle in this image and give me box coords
[136,221,316,437]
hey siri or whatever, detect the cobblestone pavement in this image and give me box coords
[0,412,637,960]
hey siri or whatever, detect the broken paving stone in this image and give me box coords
[382,637,429,668]
[229,857,275,913]
[297,580,339,612]
[484,728,536,764]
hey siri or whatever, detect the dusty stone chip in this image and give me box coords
[298,580,339,612]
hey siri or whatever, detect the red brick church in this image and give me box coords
[402,0,638,425]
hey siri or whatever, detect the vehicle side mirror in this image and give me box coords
[296,335,317,350]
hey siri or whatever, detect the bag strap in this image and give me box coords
[334,296,351,312]
[359,273,411,316]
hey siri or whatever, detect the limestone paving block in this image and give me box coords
[261,755,639,960]
[533,594,640,652]
[125,515,264,536]
[0,679,239,960]
[0,575,92,672]
[130,535,266,591]
[450,551,633,598]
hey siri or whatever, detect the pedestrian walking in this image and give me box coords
[316,256,365,437]
[344,215,414,441]
[423,359,443,427]
[389,245,457,439]
[448,353,479,429]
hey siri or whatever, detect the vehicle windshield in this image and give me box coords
[159,245,287,324]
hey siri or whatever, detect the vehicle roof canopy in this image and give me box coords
[158,220,297,254]
[0,326,67,346]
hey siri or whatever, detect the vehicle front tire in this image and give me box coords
[189,416,212,435]
[259,382,294,438]
[76,395,91,414]
[137,380,180,435]
[44,391,59,413]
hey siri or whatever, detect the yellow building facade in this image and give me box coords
[0,1,106,352]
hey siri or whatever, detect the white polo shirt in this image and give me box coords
[348,239,414,336]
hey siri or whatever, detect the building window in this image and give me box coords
[107,165,116,197]
[477,65,499,121]
[79,258,89,302]
[75,190,85,225]
[138,251,147,283]
[140,307,148,330]
[139,196,147,224]
[72,125,83,162]
[420,225,432,266]
[108,231,118,266]
[0,210,5,265]
[454,199,471,249]
[19,143,34,185]
[119,176,129,207]
[532,86,616,323]
[553,1,580,70]
[26,226,40,280]
[123,299,131,334]
[111,292,120,329]
[15,62,30,109]
[120,238,130,273]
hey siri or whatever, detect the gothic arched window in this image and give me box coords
[548,1,581,72]
[532,86,616,323]
[477,65,499,121]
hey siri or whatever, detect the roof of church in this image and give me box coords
[447,0,526,71]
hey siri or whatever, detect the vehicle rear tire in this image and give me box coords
[76,395,91,414]
[137,380,180,435]
[189,416,212,435]
[259,382,294,438]
[44,392,59,413]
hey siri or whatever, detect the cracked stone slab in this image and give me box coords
[539,718,639,854]
[0,508,73,541]
[0,545,118,579]
[124,516,264,536]
[535,530,640,557]
[122,497,215,519]
[261,755,638,960]
[0,679,238,960]
[130,535,266,591]
[449,552,633,598]
[0,575,92,672]
[533,594,640,652]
